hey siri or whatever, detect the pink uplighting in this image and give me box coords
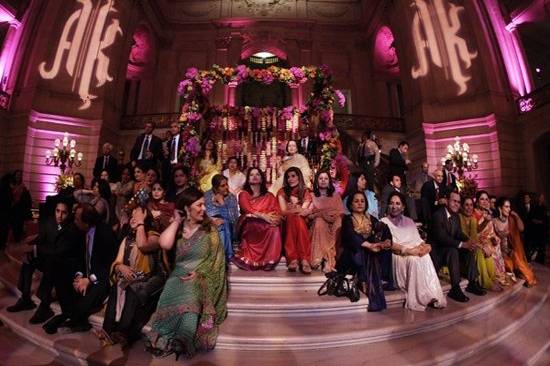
[0,3,23,94]
[423,114,502,193]
[373,25,400,77]
[482,0,533,96]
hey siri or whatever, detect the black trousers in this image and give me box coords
[54,267,109,324]
[430,246,478,288]
[17,254,54,307]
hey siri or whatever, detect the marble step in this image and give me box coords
[0,270,548,366]
[216,278,532,350]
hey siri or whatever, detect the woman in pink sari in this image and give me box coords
[232,168,282,271]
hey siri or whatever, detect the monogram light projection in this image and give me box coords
[410,0,477,96]
[39,0,123,110]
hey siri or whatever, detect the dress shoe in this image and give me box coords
[466,282,487,296]
[29,305,54,324]
[287,260,299,272]
[448,288,470,303]
[43,314,67,334]
[6,298,36,312]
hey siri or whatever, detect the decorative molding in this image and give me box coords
[334,113,405,133]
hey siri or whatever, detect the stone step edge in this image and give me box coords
[215,280,532,350]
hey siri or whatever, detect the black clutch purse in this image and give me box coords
[318,272,360,303]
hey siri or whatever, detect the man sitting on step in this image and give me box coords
[429,191,487,303]
[7,199,83,325]
[43,203,117,334]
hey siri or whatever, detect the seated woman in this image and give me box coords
[223,156,246,196]
[100,169,119,194]
[381,192,446,311]
[147,181,175,233]
[278,167,313,274]
[166,166,191,203]
[146,188,227,359]
[342,172,379,218]
[114,167,134,225]
[232,168,282,271]
[196,138,221,192]
[75,178,111,224]
[336,191,392,312]
[270,140,313,194]
[132,164,148,194]
[205,174,239,261]
[100,207,167,347]
[475,191,506,287]
[493,197,537,287]
[463,195,499,292]
[309,170,344,273]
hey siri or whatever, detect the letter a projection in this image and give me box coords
[410,0,478,96]
[39,0,123,110]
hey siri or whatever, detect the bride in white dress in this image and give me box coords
[381,192,447,311]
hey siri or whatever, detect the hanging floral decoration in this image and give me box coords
[176,64,346,177]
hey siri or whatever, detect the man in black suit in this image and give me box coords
[442,159,457,192]
[389,141,410,187]
[379,174,418,220]
[298,124,317,157]
[517,192,535,258]
[7,200,84,324]
[430,191,486,303]
[130,121,163,170]
[162,121,184,181]
[43,203,118,334]
[421,169,446,230]
[93,143,118,179]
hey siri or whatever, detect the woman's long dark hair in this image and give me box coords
[199,137,218,164]
[283,166,306,203]
[242,167,268,196]
[343,172,365,201]
[92,178,112,201]
[176,187,212,231]
[313,170,335,197]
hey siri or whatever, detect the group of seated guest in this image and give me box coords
[3,127,544,360]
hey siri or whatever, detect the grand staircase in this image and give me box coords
[0,242,549,366]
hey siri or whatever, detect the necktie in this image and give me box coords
[85,233,91,277]
[140,135,150,160]
[448,172,452,185]
[170,137,177,162]
[102,155,108,170]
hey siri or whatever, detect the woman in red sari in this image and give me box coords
[232,168,282,271]
[278,167,313,274]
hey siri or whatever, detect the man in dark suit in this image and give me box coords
[421,169,446,230]
[430,191,486,303]
[380,174,418,220]
[7,200,84,324]
[162,121,184,181]
[389,141,410,187]
[130,121,163,170]
[517,192,535,258]
[93,143,118,179]
[43,203,118,334]
[442,159,457,192]
[298,125,317,157]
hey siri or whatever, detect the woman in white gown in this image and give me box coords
[269,140,312,194]
[381,192,447,311]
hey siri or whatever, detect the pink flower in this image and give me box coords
[262,71,274,85]
[185,67,198,79]
[186,136,201,156]
[320,109,332,122]
[187,112,202,122]
[290,67,305,82]
[235,64,248,83]
[281,106,294,120]
[335,89,346,108]
[200,79,213,95]
[177,80,192,95]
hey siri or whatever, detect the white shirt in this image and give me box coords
[171,134,180,164]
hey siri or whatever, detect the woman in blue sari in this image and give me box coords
[204,174,239,261]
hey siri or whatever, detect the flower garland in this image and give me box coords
[176,64,346,171]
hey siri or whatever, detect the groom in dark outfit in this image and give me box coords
[430,191,486,302]
[130,121,163,170]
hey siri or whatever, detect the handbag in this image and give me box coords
[318,272,361,303]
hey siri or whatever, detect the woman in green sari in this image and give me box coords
[146,187,227,359]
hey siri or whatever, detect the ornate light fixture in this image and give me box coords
[45,132,83,173]
[441,136,478,177]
